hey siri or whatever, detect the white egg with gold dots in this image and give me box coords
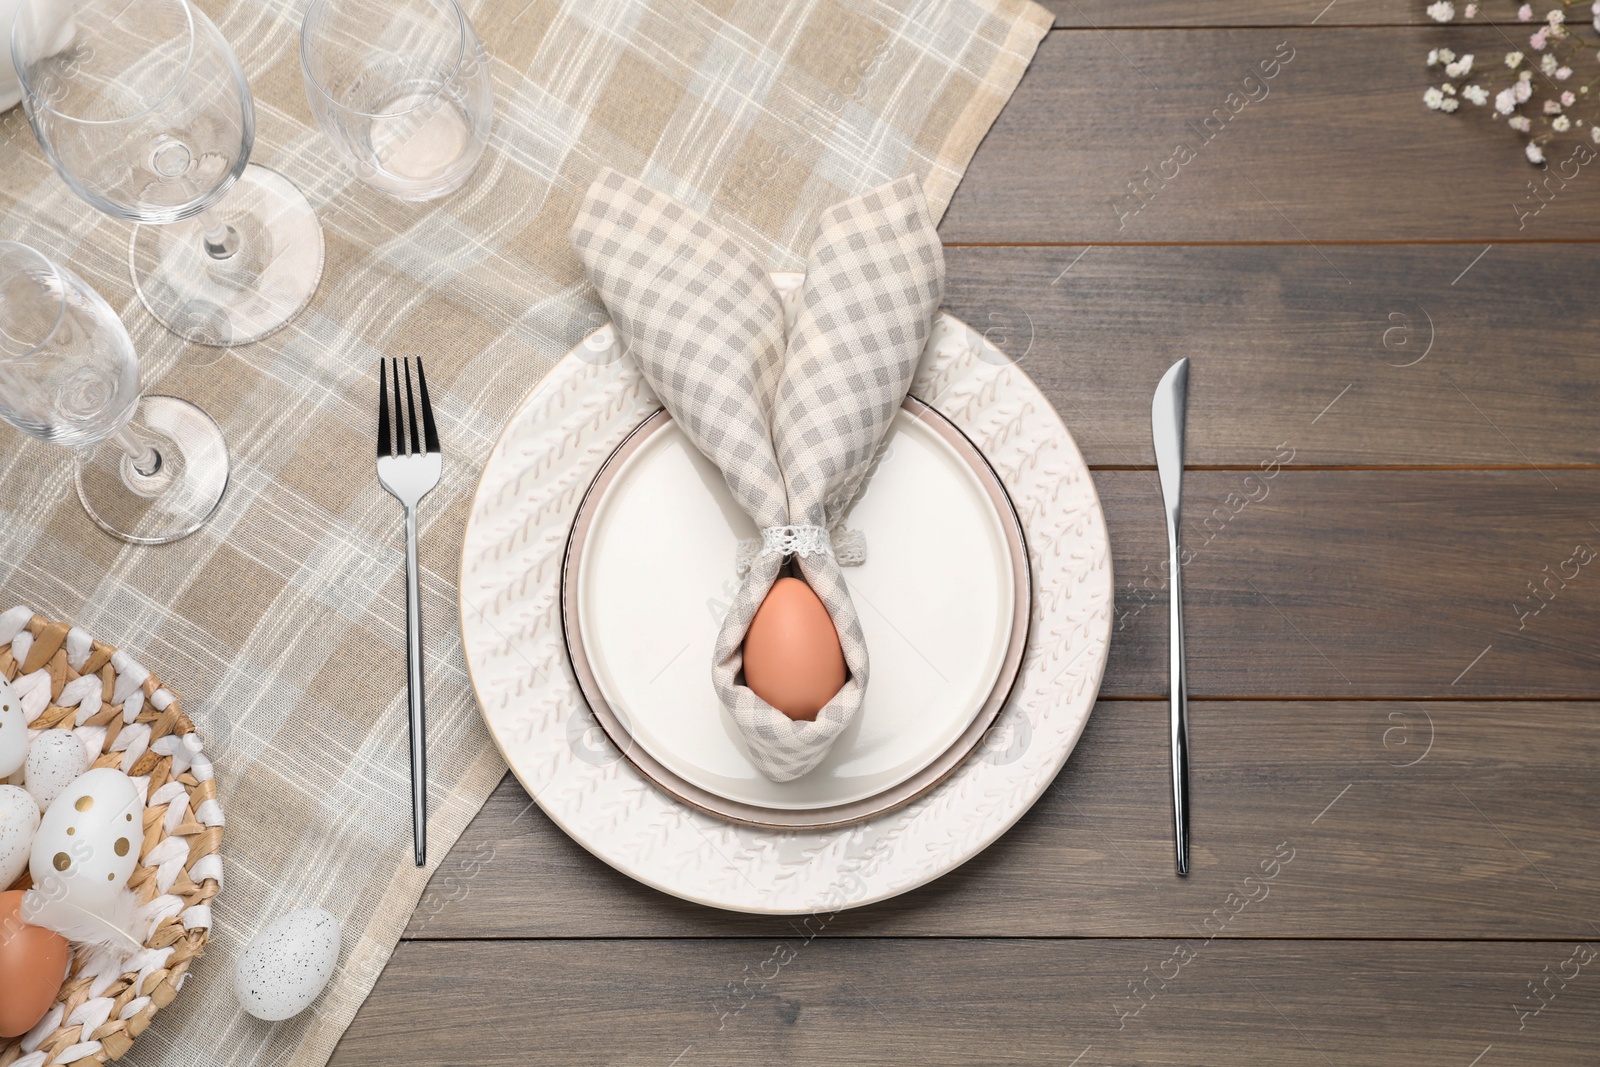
[28,767,143,914]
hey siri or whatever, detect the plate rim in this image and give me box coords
[560,394,1033,829]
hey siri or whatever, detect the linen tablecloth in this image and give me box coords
[0,0,1051,1063]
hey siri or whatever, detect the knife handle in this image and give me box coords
[1168,527,1190,876]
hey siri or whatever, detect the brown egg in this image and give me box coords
[742,577,848,721]
[0,889,71,1038]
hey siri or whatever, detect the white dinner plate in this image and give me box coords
[563,394,1029,827]
[460,273,1113,914]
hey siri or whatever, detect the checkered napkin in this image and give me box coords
[572,167,944,781]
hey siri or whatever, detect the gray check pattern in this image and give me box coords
[573,169,943,781]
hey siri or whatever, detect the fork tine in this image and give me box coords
[402,359,422,456]
[377,359,392,458]
[415,359,440,454]
[390,357,408,456]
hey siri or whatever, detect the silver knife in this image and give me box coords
[1151,357,1191,876]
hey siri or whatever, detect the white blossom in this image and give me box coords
[1510,115,1533,131]
[1506,50,1525,68]
[1527,142,1546,164]
[1553,114,1572,131]
[1463,84,1489,105]
[1424,87,1446,110]
[1446,54,1475,77]
[1542,53,1559,75]
[1515,78,1534,103]
[1427,1,1455,20]
[1496,87,1519,113]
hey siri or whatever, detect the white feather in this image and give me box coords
[20,887,145,955]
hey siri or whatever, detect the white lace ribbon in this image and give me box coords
[735,524,866,576]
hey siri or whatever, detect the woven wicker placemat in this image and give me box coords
[1,609,222,1067]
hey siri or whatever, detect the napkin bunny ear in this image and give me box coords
[775,174,945,532]
[571,167,789,530]
[571,168,946,782]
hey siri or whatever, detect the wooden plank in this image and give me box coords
[941,243,1600,468]
[1097,470,1600,698]
[1044,1,1412,27]
[940,28,1600,243]
[333,939,1600,1066]
[405,699,1600,939]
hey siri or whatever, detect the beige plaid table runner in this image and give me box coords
[0,0,1050,1064]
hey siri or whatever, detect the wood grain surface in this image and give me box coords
[941,245,1600,468]
[1044,2,1414,27]
[334,14,1600,1067]
[940,28,1600,243]
[329,940,1600,1067]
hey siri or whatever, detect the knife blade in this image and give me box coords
[1151,357,1191,876]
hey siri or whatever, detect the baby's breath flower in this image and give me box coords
[1519,2,1533,18]
[1541,53,1558,75]
[1562,90,1576,107]
[1515,78,1533,103]
[1496,87,1519,113]
[1446,54,1474,77]
[1463,84,1489,105]
[1427,1,1455,20]
[1511,115,1533,130]
[1506,50,1525,68]
[1466,2,1477,14]
[1548,8,1565,26]
[1441,97,1460,112]
[1557,66,1573,80]
[1591,124,1600,143]
[1424,87,1446,110]
[1553,114,1572,131]
[1527,142,1546,164]
[1530,28,1548,50]
[1545,98,1564,114]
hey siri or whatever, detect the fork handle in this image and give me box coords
[404,504,428,867]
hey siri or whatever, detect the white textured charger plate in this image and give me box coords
[563,395,1027,827]
[460,273,1113,915]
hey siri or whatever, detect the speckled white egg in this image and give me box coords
[0,785,39,889]
[28,768,142,911]
[0,679,25,778]
[22,731,87,814]
[235,908,341,1021]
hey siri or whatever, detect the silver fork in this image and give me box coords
[377,357,441,867]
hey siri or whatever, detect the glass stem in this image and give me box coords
[112,425,162,479]
[200,207,239,261]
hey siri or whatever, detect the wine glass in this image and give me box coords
[301,0,492,202]
[9,0,324,347]
[0,240,228,544]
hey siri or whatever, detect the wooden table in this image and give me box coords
[330,5,1600,1063]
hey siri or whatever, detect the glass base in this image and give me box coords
[75,396,229,545]
[130,165,325,347]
